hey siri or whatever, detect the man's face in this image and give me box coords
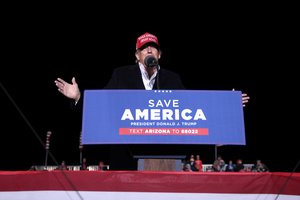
[135,43,161,67]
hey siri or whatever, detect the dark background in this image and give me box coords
[1,6,298,172]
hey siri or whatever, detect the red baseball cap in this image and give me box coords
[136,32,160,50]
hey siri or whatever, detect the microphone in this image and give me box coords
[144,55,158,68]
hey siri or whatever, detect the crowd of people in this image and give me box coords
[52,154,270,172]
[54,158,109,171]
[182,155,269,172]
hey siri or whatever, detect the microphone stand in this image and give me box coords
[156,65,160,89]
[144,55,160,89]
[44,131,52,170]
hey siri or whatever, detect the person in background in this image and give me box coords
[54,32,250,170]
[212,159,221,172]
[212,156,223,172]
[195,155,203,172]
[235,159,245,172]
[183,163,193,172]
[98,161,108,171]
[188,155,199,171]
[252,160,269,172]
[80,158,88,170]
[225,160,235,172]
[219,159,226,172]
[57,160,68,170]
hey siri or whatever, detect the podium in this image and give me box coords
[134,155,186,171]
[82,90,246,171]
[82,90,246,146]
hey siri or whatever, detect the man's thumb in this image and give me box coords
[72,77,76,84]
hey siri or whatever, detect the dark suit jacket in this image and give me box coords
[105,64,185,89]
[73,64,184,108]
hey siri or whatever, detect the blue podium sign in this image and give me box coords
[82,90,245,145]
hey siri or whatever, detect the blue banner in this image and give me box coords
[82,90,245,145]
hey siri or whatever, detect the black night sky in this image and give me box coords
[1,7,298,172]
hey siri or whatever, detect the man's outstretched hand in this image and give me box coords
[54,77,81,102]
